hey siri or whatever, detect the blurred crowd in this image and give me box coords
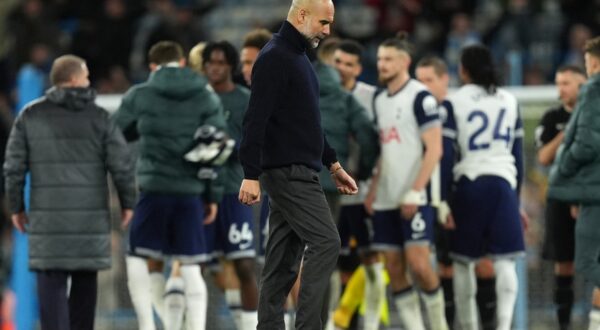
[0,0,598,115]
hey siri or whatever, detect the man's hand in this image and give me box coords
[330,163,358,195]
[11,212,27,233]
[204,203,218,224]
[364,190,376,215]
[400,204,418,220]
[239,179,261,205]
[570,205,579,219]
[121,209,133,229]
[444,212,456,230]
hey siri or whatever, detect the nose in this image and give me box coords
[323,24,330,36]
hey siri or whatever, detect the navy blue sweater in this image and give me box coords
[239,21,338,180]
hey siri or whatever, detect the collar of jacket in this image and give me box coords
[278,20,311,53]
[45,86,96,111]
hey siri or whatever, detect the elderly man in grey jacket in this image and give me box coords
[3,54,136,330]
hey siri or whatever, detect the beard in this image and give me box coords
[378,71,399,85]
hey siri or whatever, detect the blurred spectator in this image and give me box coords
[7,0,61,70]
[15,44,51,114]
[72,0,134,88]
[0,0,20,97]
[561,23,592,68]
[444,12,480,86]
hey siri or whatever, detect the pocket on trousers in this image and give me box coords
[288,164,319,184]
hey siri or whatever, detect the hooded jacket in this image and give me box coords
[4,87,136,270]
[113,66,227,201]
[548,74,600,204]
[315,62,379,192]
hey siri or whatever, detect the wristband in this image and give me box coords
[400,189,427,206]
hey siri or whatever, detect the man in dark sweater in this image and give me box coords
[238,1,358,329]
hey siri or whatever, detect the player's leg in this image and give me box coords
[127,193,171,330]
[164,261,185,330]
[403,207,447,330]
[372,210,424,330]
[147,259,166,325]
[475,258,496,330]
[486,177,525,330]
[216,194,259,330]
[357,215,385,330]
[551,200,577,330]
[68,271,98,330]
[169,195,213,330]
[435,220,455,328]
[589,288,600,330]
[450,177,490,330]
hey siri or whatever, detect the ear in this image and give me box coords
[297,8,308,24]
[179,58,187,67]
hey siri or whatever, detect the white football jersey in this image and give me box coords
[352,81,377,121]
[448,84,523,189]
[373,79,440,210]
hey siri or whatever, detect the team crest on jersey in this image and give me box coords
[422,95,438,117]
[380,127,401,144]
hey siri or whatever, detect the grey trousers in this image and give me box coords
[258,164,340,330]
[575,204,600,287]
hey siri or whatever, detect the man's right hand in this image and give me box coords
[239,179,261,205]
[11,212,27,233]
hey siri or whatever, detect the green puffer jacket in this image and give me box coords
[315,62,379,193]
[548,74,600,204]
[113,67,227,201]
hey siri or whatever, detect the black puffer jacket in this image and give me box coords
[3,87,136,271]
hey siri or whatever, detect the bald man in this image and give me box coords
[238,1,358,329]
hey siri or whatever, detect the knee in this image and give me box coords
[234,258,257,283]
[406,256,432,279]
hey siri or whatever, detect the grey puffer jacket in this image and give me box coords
[3,87,136,271]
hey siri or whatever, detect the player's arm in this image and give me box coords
[536,111,564,166]
[513,110,525,195]
[364,157,381,215]
[413,127,443,192]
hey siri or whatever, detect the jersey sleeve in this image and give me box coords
[414,90,441,131]
[513,105,524,195]
[535,110,556,149]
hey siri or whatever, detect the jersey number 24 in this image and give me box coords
[468,108,511,151]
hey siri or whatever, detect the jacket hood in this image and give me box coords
[314,62,342,96]
[147,67,209,99]
[45,87,96,111]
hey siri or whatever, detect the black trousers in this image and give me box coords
[36,270,98,330]
[258,165,340,330]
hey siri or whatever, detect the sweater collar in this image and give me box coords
[278,20,311,53]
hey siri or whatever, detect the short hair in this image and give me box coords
[50,55,86,86]
[337,39,365,62]
[460,44,499,93]
[584,36,600,58]
[379,31,414,56]
[202,40,240,72]
[556,64,586,76]
[416,56,448,76]
[317,37,340,63]
[242,29,273,50]
[148,41,184,65]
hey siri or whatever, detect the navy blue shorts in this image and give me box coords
[371,206,435,250]
[205,194,256,260]
[338,204,372,255]
[450,176,525,261]
[129,193,209,263]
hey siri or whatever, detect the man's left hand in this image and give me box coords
[330,163,358,195]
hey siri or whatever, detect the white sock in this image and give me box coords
[150,272,166,325]
[364,263,385,330]
[589,308,600,330]
[164,276,186,330]
[225,289,242,329]
[126,256,156,330]
[421,287,449,330]
[453,261,477,330]
[284,310,294,330]
[394,287,425,330]
[180,264,208,330]
[494,259,518,330]
[240,310,258,330]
